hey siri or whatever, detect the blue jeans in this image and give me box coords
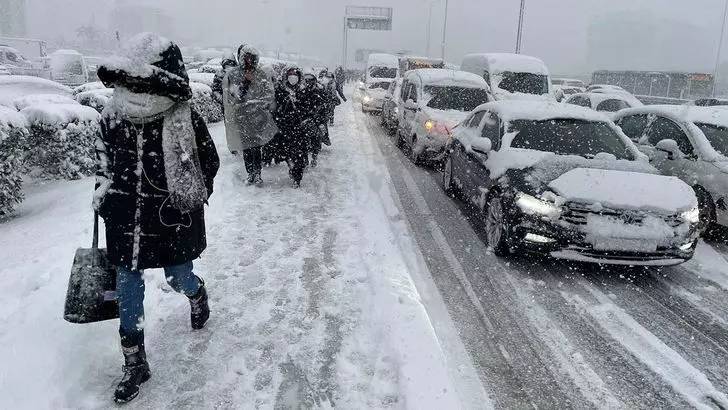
[117,261,201,343]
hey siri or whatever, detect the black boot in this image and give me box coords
[190,278,210,330]
[114,333,151,404]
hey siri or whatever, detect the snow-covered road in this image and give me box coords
[0,100,486,408]
[5,95,728,409]
[363,109,728,409]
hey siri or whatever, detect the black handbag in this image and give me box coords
[63,212,119,324]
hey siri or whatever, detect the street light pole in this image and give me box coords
[440,0,449,60]
[342,16,349,69]
[713,0,728,97]
[515,0,526,54]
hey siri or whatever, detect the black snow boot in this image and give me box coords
[190,278,210,330]
[114,334,151,404]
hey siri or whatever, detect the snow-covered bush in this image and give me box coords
[21,104,100,180]
[0,106,29,214]
[190,82,222,123]
[75,88,113,113]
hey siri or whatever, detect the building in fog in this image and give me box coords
[587,10,713,73]
[110,0,174,41]
[0,0,27,37]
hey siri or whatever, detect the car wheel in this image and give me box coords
[442,155,460,198]
[485,196,511,256]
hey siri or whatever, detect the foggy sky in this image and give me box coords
[22,0,728,75]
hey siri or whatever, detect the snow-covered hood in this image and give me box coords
[492,89,555,102]
[548,168,697,214]
[422,107,469,128]
[712,161,728,174]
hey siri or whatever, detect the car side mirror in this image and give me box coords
[655,139,682,160]
[470,138,492,155]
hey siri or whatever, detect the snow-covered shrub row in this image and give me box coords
[0,107,29,214]
[21,104,101,180]
[13,94,79,111]
[190,82,222,123]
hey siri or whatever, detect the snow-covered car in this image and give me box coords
[0,75,72,108]
[398,69,491,164]
[366,53,399,83]
[613,105,728,233]
[0,46,34,74]
[587,84,627,93]
[380,78,402,134]
[361,79,394,113]
[0,64,10,75]
[442,101,700,265]
[565,92,643,113]
[460,53,553,101]
[49,50,89,87]
[13,93,79,111]
[553,86,583,102]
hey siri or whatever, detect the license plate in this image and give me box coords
[592,238,657,253]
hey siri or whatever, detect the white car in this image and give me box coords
[565,92,643,113]
[443,101,699,265]
[361,79,394,113]
[49,50,89,87]
[0,64,10,75]
[460,53,553,101]
[613,105,728,232]
[0,75,72,108]
[397,69,491,164]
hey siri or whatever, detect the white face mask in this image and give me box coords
[287,75,299,86]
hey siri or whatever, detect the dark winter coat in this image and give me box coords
[96,109,219,270]
[298,83,327,128]
[95,34,220,271]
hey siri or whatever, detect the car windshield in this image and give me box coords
[496,72,549,95]
[423,85,489,111]
[369,67,397,79]
[695,122,728,156]
[509,119,633,160]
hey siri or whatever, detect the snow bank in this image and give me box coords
[22,104,100,179]
[13,93,79,111]
[549,168,696,213]
[190,82,222,123]
[0,106,28,214]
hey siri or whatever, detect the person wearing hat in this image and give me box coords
[212,55,238,106]
[222,44,278,185]
[94,32,220,403]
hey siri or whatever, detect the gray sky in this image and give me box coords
[23,0,728,75]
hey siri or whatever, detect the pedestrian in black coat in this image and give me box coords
[94,33,219,404]
[212,57,238,105]
[298,72,328,167]
[273,67,308,187]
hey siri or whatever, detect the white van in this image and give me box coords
[460,53,553,101]
[49,50,89,87]
[366,53,399,83]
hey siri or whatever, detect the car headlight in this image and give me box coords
[516,192,563,219]
[680,206,700,224]
[424,120,435,131]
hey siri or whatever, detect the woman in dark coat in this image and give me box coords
[93,33,219,404]
[273,66,307,187]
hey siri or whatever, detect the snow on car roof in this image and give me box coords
[570,92,640,106]
[477,100,612,123]
[617,104,728,127]
[50,49,82,56]
[0,75,72,107]
[462,53,548,75]
[368,53,399,66]
[21,103,100,125]
[406,69,487,88]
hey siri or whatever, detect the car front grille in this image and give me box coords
[561,204,682,228]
